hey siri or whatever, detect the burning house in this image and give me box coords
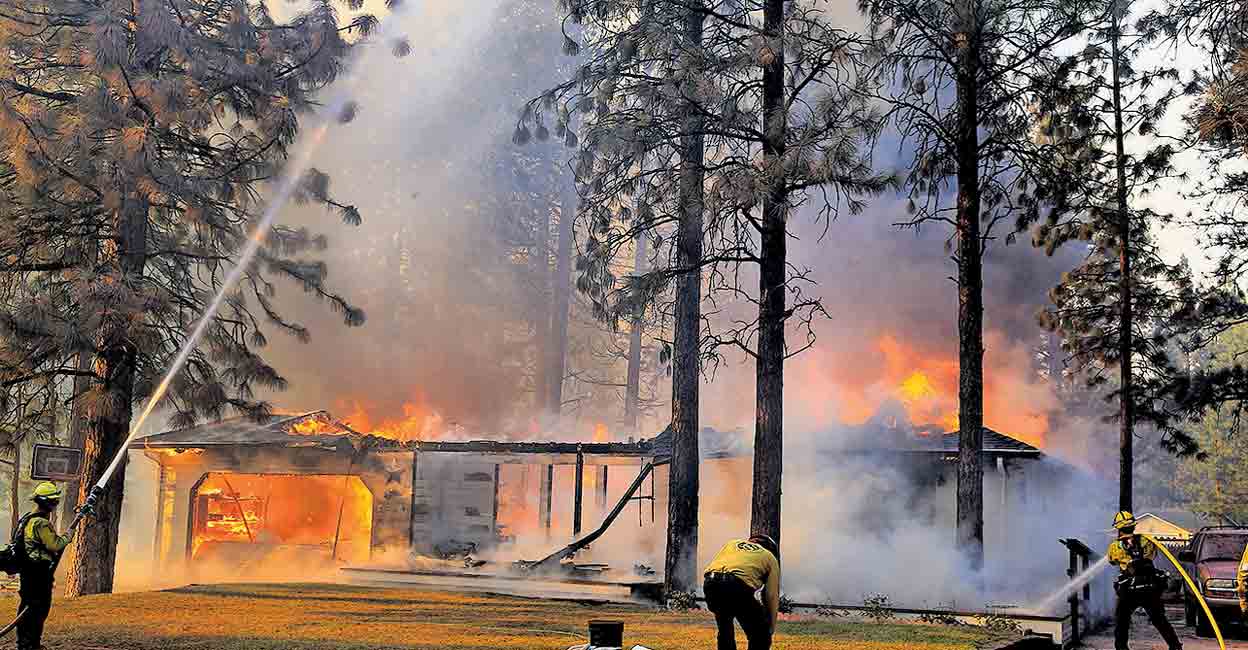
[132,410,666,581]
[129,404,1103,615]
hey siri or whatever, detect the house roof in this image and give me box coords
[647,425,1042,461]
[1133,513,1194,539]
[132,411,370,451]
[133,411,663,458]
[889,426,1042,456]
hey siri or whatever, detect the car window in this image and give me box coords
[1197,535,1248,562]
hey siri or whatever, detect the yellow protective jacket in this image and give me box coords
[1238,542,1248,613]
[704,539,781,630]
[23,513,68,565]
[1106,534,1156,572]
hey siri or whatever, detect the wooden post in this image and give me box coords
[1068,546,1080,645]
[152,463,167,567]
[597,466,608,509]
[539,464,553,532]
[491,464,500,535]
[408,452,419,547]
[573,449,584,535]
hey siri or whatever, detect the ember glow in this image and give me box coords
[190,473,373,570]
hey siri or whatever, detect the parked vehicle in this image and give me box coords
[1177,526,1248,637]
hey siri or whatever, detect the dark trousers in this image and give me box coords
[1114,589,1181,650]
[703,573,771,650]
[17,567,53,650]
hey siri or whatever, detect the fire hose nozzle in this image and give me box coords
[77,485,104,519]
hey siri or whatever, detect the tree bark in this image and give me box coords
[10,436,19,535]
[664,3,705,597]
[546,185,575,415]
[954,0,985,571]
[61,239,101,523]
[63,191,148,597]
[536,208,552,412]
[751,0,786,548]
[625,230,647,435]
[1109,0,1133,514]
[59,350,94,522]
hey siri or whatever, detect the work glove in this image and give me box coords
[77,486,103,519]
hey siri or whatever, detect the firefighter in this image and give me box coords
[17,482,69,650]
[1238,539,1247,618]
[702,535,781,650]
[1108,511,1181,650]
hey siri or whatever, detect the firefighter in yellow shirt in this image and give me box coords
[703,536,781,650]
[1107,511,1181,650]
[1238,541,1247,616]
[17,482,70,650]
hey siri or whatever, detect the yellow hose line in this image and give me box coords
[1141,534,1226,650]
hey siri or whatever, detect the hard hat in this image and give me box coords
[1113,510,1136,530]
[31,482,62,501]
[749,534,779,557]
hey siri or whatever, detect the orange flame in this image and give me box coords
[785,333,1048,448]
[338,398,445,441]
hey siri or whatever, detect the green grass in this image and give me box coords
[2,583,997,650]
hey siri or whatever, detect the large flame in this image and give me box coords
[338,398,446,441]
[786,333,1049,449]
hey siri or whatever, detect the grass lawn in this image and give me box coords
[4,583,1001,650]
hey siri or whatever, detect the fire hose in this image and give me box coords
[1140,533,1226,650]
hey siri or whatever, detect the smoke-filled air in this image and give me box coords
[3,0,1246,648]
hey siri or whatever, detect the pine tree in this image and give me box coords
[859,0,1097,569]
[1136,0,1248,427]
[1029,0,1200,470]
[0,0,407,596]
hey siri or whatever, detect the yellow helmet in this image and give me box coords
[1113,510,1136,530]
[31,482,62,502]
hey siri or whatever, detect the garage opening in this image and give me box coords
[188,473,373,578]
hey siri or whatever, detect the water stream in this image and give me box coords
[1023,554,1111,615]
[92,3,419,497]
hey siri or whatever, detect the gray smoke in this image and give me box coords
[199,0,1120,610]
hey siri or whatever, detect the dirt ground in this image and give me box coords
[1082,604,1247,649]
[0,583,998,650]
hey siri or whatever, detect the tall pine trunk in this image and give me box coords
[1109,0,1133,513]
[751,0,786,546]
[59,350,94,522]
[625,230,646,435]
[546,186,575,415]
[536,209,552,412]
[664,4,705,596]
[954,0,985,571]
[64,192,148,597]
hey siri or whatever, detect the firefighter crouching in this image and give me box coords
[1108,511,1182,650]
[17,482,69,650]
[702,535,781,650]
